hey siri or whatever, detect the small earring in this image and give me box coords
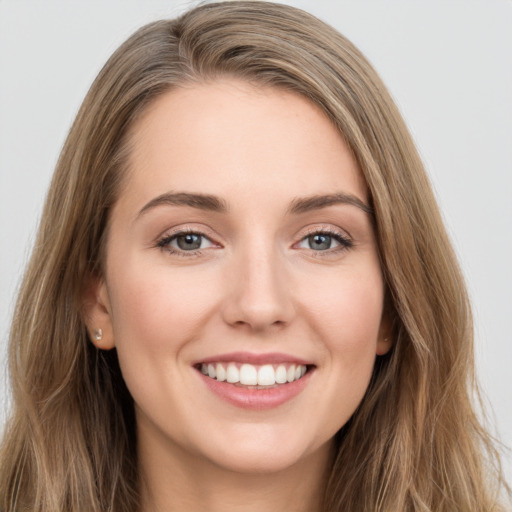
[93,328,103,341]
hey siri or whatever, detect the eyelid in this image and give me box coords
[293,224,353,253]
[154,223,353,257]
[299,224,352,242]
[155,225,223,254]
[166,232,215,250]
[156,223,220,242]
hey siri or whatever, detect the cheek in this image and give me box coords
[298,263,384,394]
[283,264,385,441]
[105,258,223,416]
[301,266,384,350]
[107,258,220,355]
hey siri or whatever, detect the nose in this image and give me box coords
[221,241,295,332]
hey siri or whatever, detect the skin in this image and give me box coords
[85,79,392,512]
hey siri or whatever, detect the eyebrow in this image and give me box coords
[287,193,373,215]
[137,192,229,218]
[136,190,373,219]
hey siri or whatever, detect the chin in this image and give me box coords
[214,451,301,474]
[196,427,332,475]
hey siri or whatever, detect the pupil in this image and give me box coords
[177,234,201,250]
[309,234,331,250]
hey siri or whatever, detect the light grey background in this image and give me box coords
[1,0,511,483]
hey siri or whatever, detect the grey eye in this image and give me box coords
[158,231,216,254]
[307,234,333,251]
[176,233,204,250]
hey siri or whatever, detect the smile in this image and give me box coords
[199,362,308,387]
[194,353,315,409]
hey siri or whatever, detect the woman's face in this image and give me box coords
[89,80,391,474]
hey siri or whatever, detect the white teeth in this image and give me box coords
[257,364,276,386]
[216,363,226,382]
[240,364,258,385]
[275,365,287,384]
[226,363,239,383]
[201,362,308,386]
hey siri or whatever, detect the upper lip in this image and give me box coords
[192,351,313,366]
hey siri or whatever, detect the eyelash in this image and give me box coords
[299,227,353,256]
[156,228,214,258]
[156,227,353,257]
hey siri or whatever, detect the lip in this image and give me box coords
[192,351,312,366]
[198,371,313,410]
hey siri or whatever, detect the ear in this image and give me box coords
[82,274,115,350]
[376,301,394,356]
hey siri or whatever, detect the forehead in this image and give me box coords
[119,79,367,213]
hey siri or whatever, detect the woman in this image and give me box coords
[0,1,509,511]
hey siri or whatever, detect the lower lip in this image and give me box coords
[197,369,313,410]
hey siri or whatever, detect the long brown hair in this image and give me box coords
[0,2,509,510]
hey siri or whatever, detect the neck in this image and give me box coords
[138,428,333,512]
